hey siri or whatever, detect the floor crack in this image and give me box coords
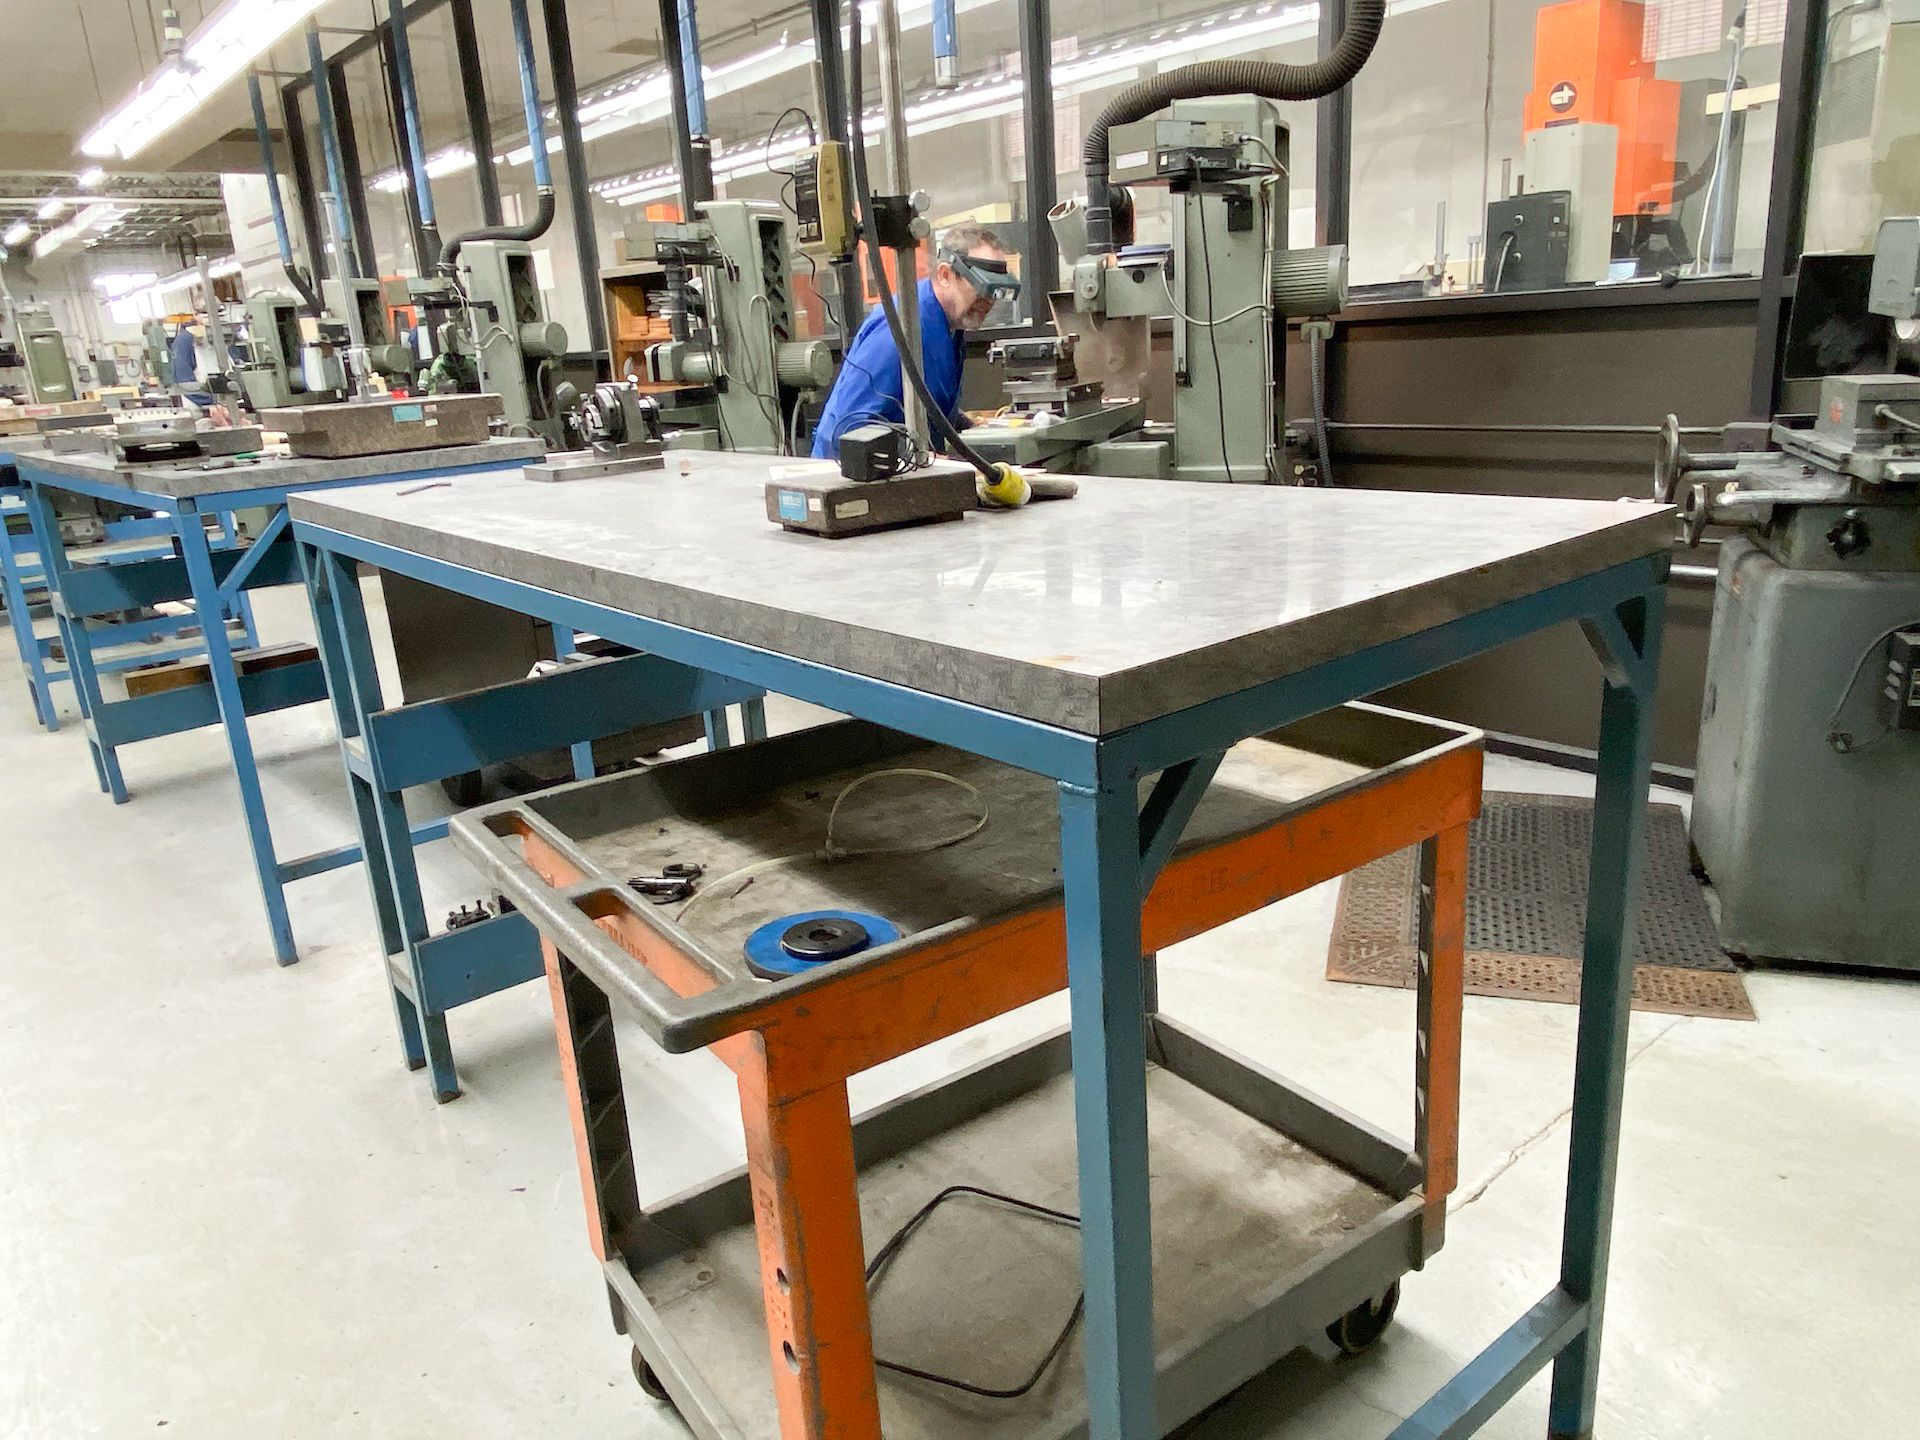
[1450,1015,1688,1214]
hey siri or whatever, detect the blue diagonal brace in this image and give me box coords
[1137,750,1225,893]
[216,506,291,603]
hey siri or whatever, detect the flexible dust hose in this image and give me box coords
[1080,0,1387,254]
[844,13,999,482]
[1309,325,1335,485]
[440,0,556,272]
[246,71,323,314]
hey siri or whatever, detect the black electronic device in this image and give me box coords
[838,422,907,483]
[1485,192,1573,293]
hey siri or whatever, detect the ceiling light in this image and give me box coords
[371,145,479,193]
[2,221,28,247]
[81,0,329,160]
[77,166,106,189]
[37,198,68,221]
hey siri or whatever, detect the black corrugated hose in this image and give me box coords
[439,188,557,275]
[1080,0,1388,254]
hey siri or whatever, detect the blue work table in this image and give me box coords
[3,450,254,731]
[12,438,549,967]
[289,450,1676,1439]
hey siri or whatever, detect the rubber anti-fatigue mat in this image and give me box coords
[1327,793,1754,1021]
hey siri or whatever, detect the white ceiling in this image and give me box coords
[0,0,815,176]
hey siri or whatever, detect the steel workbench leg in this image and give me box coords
[740,696,768,742]
[177,507,299,965]
[313,546,460,1099]
[302,541,427,1070]
[1414,826,1469,1258]
[23,485,123,790]
[1548,589,1668,1438]
[217,513,262,649]
[550,624,596,781]
[1058,771,1157,1440]
[702,707,733,750]
[737,1055,882,1439]
[0,526,55,728]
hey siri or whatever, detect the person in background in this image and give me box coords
[167,318,200,390]
[810,222,1020,461]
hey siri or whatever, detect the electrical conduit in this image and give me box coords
[387,0,442,266]
[246,70,323,314]
[439,0,556,272]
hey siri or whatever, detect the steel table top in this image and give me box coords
[21,437,544,501]
[290,451,1674,734]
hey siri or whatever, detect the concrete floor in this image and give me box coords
[2,584,1916,1440]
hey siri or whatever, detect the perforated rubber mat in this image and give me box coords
[1328,794,1754,1021]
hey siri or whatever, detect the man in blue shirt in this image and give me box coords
[811,223,1016,460]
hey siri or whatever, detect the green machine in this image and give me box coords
[970,97,1347,482]
[12,303,78,404]
[1670,217,1920,971]
[617,200,834,454]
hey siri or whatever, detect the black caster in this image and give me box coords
[631,1346,673,1405]
[1327,1280,1401,1357]
[442,770,486,808]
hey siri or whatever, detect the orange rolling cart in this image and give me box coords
[453,705,1480,1439]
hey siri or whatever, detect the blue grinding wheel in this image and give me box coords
[743,909,902,980]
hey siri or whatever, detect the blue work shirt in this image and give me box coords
[811,278,967,459]
[168,326,198,385]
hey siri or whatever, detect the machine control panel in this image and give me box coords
[1883,629,1920,733]
[793,142,854,258]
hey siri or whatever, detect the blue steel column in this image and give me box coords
[300,539,430,1071]
[176,501,301,964]
[315,543,462,1100]
[1548,586,1668,1438]
[22,480,123,796]
[1058,761,1157,1439]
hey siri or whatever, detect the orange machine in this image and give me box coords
[1523,0,1680,217]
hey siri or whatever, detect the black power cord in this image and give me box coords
[866,1185,1085,1399]
[843,14,999,484]
[1191,174,1235,484]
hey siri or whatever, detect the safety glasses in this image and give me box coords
[940,249,1022,307]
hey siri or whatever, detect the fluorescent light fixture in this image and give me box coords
[31,203,130,260]
[371,145,479,193]
[2,221,28,247]
[37,198,68,221]
[81,0,329,160]
[93,271,160,299]
[77,166,107,189]
[506,37,801,166]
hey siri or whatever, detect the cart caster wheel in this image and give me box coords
[1327,1281,1401,1357]
[442,770,486,808]
[630,1347,672,1405]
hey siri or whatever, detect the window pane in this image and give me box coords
[1804,1,1920,253]
[1350,0,1781,297]
[1045,0,1321,251]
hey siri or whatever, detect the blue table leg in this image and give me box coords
[703,707,733,750]
[175,504,300,964]
[1547,588,1668,1439]
[550,624,596,781]
[24,485,124,793]
[301,540,432,1074]
[740,696,769,742]
[218,512,262,649]
[1058,768,1158,1440]
[1,524,57,728]
[309,544,460,1099]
